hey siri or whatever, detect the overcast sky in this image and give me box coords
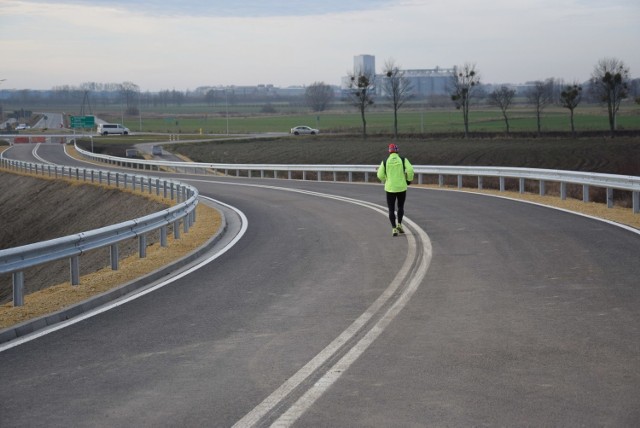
[1,0,638,91]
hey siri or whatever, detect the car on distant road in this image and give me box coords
[16,124,30,130]
[97,123,130,136]
[290,125,319,135]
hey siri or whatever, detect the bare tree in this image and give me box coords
[559,82,583,136]
[347,71,376,139]
[525,79,554,135]
[120,81,140,116]
[487,85,516,134]
[449,63,481,138]
[381,59,413,138]
[204,89,216,106]
[589,58,630,136]
[305,82,334,112]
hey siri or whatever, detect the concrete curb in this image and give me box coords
[0,201,227,345]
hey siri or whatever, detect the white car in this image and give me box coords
[16,124,30,130]
[97,123,130,136]
[290,125,319,135]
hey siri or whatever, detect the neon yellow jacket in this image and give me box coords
[377,153,414,193]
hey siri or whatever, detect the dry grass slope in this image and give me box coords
[0,167,221,330]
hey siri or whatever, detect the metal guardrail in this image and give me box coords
[75,143,640,214]
[0,157,199,306]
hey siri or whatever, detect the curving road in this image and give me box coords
[1,144,639,427]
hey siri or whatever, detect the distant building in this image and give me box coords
[354,54,375,77]
[381,67,454,97]
[342,55,454,97]
[341,54,376,90]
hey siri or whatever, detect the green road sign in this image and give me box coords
[70,115,95,128]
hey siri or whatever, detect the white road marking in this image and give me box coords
[31,143,54,165]
[183,181,434,427]
[270,216,431,427]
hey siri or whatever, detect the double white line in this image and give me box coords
[198,182,433,427]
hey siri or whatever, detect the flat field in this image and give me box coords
[86,104,640,134]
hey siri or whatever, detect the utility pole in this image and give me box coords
[0,79,6,124]
[80,91,93,116]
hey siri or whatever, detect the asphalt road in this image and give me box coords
[1,144,639,427]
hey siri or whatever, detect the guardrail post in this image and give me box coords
[13,272,25,307]
[519,178,525,194]
[539,180,546,196]
[148,177,152,194]
[560,182,567,200]
[457,175,463,189]
[139,235,147,258]
[160,226,168,247]
[115,173,120,188]
[91,170,94,183]
[633,192,639,214]
[288,171,292,180]
[438,174,444,187]
[606,188,614,208]
[348,172,352,182]
[478,176,483,190]
[70,256,80,286]
[302,171,307,181]
[110,244,119,270]
[418,173,423,185]
[583,185,590,202]
[156,178,160,196]
[365,172,369,182]
[174,220,181,239]
[183,216,189,233]
[500,177,505,192]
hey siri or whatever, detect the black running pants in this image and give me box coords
[386,191,406,227]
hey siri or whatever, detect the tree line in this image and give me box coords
[2,57,638,138]
[338,57,638,139]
